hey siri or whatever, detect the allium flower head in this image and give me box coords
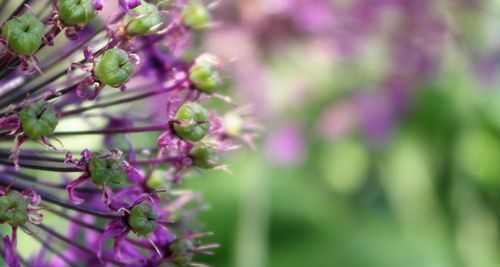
[0,0,253,266]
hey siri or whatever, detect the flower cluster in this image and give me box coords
[0,0,254,266]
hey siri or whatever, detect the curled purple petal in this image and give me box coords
[83,47,94,62]
[27,208,44,225]
[66,173,91,204]
[97,220,129,263]
[22,189,41,206]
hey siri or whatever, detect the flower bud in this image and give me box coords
[58,0,97,26]
[182,1,212,29]
[123,1,162,36]
[168,239,195,266]
[20,100,59,139]
[0,191,28,227]
[146,169,167,190]
[189,142,220,169]
[88,151,127,186]
[223,113,243,137]
[94,48,133,87]
[1,13,44,55]
[189,54,222,92]
[128,202,158,235]
[173,102,211,142]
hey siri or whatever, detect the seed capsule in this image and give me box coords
[168,239,195,266]
[94,48,133,87]
[189,54,222,92]
[128,202,158,235]
[182,1,212,29]
[173,102,211,142]
[0,191,28,227]
[20,100,59,139]
[123,1,162,36]
[146,169,167,190]
[1,13,44,55]
[189,142,220,169]
[88,151,127,186]
[58,0,97,26]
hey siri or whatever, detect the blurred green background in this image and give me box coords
[187,1,500,267]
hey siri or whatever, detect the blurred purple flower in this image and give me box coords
[266,124,307,166]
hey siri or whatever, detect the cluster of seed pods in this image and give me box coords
[0,0,257,266]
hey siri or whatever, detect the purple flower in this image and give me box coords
[0,1,251,266]
[266,124,307,166]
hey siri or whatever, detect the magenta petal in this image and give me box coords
[76,76,96,100]
[66,173,91,204]
[113,229,132,262]
[92,0,104,10]
[124,162,144,184]
[131,193,152,206]
[3,232,20,267]
[119,0,141,14]
[97,220,129,263]
[102,186,113,206]
[22,189,41,206]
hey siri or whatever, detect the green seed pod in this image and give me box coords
[88,151,127,186]
[146,169,167,190]
[1,13,44,55]
[189,142,220,169]
[0,191,28,227]
[128,202,158,235]
[182,1,212,29]
[94,48,133,87]
[123,1,162,36]
[168,239,195,266]
[173,102,211,142]
[20,100,59,139]
[189,55,222,92]
[58,0,97,26]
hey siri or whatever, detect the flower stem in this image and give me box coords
[0,174,122,219]
[53,125,167,136]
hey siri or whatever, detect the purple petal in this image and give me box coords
[3,230,20,267]
[124,162,145,184]
[83,47,94,62]
[97,220,129,262]
[102,186,113,206]
[113,229,144,263]
[92,0,104,10]
[131,193,153,206]
[152,225,176,246]
[22,189,41,206]
[119,0,141,14]
[66,173,91,204]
